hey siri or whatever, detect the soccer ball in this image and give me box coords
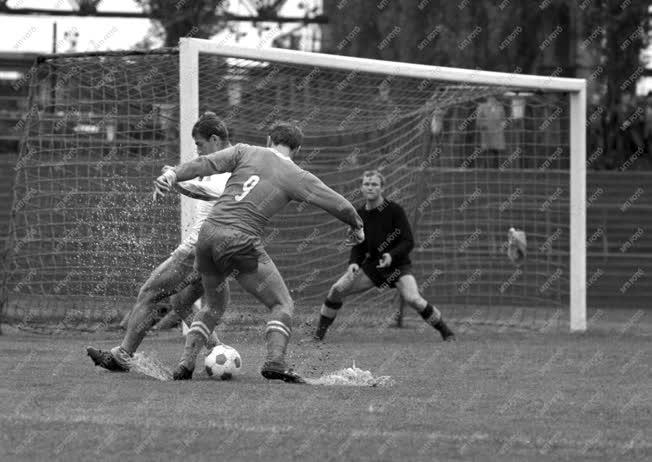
[204,345,242,380]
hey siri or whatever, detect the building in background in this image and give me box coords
[0,52,38,151]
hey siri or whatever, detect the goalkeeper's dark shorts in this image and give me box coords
[360,258,412,289]
[195,224,270,277]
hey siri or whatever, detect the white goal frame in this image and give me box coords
[178,37,587,332]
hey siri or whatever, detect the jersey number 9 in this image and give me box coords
[234,175,260,201]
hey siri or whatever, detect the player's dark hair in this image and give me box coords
[192,112,229,141]
[362,169,385,187]
[268,121,303,150]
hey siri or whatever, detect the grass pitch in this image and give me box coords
[1,323,650,461]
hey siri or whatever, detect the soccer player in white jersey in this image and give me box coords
[87,113,231,372]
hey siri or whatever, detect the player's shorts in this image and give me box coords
[360,258,412,288]
[195,224,270,276]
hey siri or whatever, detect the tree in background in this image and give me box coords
[135,0,229,47]
[323,1,565,73]
[325,1,648,76]
[324,0,650,169]
[582,1,649,104]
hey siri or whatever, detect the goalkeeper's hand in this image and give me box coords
[507,227,527,266]
[377,253,392,268]
[344,226,365,246]
[153,169,177,201]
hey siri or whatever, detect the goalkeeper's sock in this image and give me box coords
[419,303,441,325]
[179,322,210,369]
[265,312,292,364]
[420,303,454,340]
[315,298,342,340]
[434,319,455,341]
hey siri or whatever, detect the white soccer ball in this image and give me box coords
[204,345,242,380]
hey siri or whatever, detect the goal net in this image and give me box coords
[2,41,586,332]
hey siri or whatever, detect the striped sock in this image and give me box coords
[180,321,210,369]
[265,313,292,363]
[315,298,342,339]
[189,320,211,340]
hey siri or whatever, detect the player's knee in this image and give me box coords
[329,281,349,300]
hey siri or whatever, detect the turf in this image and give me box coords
[1,324,651,461]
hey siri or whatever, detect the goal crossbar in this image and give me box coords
[182,39,585,92]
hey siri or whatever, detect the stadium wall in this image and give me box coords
[584,172,652,309]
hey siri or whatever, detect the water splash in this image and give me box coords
[129,352,173,381]
[305,362,394,387]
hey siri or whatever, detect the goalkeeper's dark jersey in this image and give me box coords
[173,143,362,236]
[349,200,414,267]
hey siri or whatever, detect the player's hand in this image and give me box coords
[347,263,360,274]
[153,169,177,201]
[377,253,392,268]
[344,226,365,246]
[161,165,174,173]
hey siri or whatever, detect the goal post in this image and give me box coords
[179,39,200,245]
[178,37,587,332]
[569,90,587,332]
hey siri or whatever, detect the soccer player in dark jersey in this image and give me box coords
[86,113,229,372]
[153,122,364,382]
[312,169,455,342]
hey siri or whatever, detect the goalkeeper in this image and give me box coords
[87,112,230,372]
[312,169,455,342]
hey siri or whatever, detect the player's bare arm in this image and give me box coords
[173,146,239,180]
[175,174,230,201]
[160,165,230,201]
[154,146,239,199]
[290,170,364,243]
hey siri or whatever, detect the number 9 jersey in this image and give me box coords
[173,143,359,237]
